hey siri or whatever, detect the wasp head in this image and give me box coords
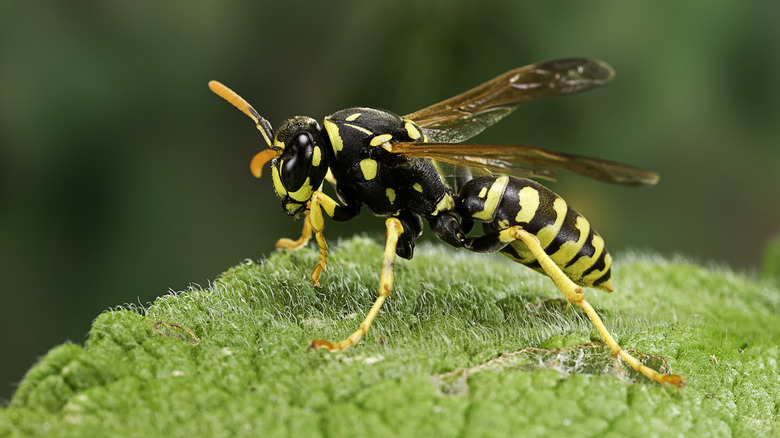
[208,81,331,219]
[268,116,329,218]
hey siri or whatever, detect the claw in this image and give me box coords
[308,338,352,351]
[658,374,687,388]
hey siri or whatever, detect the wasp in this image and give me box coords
[209,58,683,387]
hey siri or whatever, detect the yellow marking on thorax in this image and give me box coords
[370,134,393,146]
[477,187,488,198]
[471,176,508,221]
[323,119,343,154]
[359,158,378,180]
[536,197,567,248]
[386,188,396,204]
[550,215,591,266]
[432,194,454,216]
[345,113,361,121]
[404,121,422,140]
[413,183,423,192]
[344,123,373,136]
[515,186,540,223]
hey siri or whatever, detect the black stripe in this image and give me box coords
[524,260,542,270]
[593,270,612,288]
[500,244,524,262]
[581,246,608,278]
[565,228,596,268]
[543,206,580,256]
[526,193,558,234]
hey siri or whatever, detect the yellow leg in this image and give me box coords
[307,192,335,287]
[507,226,685,387]
[309,217,402,351]
[275,209,313,251]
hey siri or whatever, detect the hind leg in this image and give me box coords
[505,226,684,387]
[439,222,684,387]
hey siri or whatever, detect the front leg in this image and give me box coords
[308,190,361,286]
[276,210,313,251]
[275,174,341,252]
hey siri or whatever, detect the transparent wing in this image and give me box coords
[405,58,615,143]
[390,142,659,187]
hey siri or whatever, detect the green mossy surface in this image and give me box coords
[2,236,779,437]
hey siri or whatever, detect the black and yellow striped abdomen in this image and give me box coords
[455,176,613,291]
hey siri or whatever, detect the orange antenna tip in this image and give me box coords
[250,148,280,178]
[208,80,257,121]
[209,80,275,148]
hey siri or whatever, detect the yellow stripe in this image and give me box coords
[536,197,567,248]
[505,241,536,264]
[413,183,423,192]
[582,252,612,285]
[271,166,286,196]
[344,123,373,136]
[345,113,361,122]
[472,176,508,221]
[288,177,313,202]
[550,215,591,266]
[515,186,540,223]
[323,119,343,154]
[567,233,606,279]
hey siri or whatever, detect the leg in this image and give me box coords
[507,226,685,387]
[275,209,313,251]
[394,211,423,260]
[276,182,326,252]
[307,190,361,287]
[309,217,403,351]
[429,213,515,254]
[275,182,362,281]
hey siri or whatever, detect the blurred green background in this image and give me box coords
[1,1,778,402]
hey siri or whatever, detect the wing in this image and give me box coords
[405,58,615,143]
[390,142,659,187]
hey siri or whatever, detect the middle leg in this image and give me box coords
[309,217,403,351]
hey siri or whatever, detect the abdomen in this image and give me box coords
[457,176,613,291]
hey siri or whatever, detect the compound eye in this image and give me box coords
[281,132,314,191]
